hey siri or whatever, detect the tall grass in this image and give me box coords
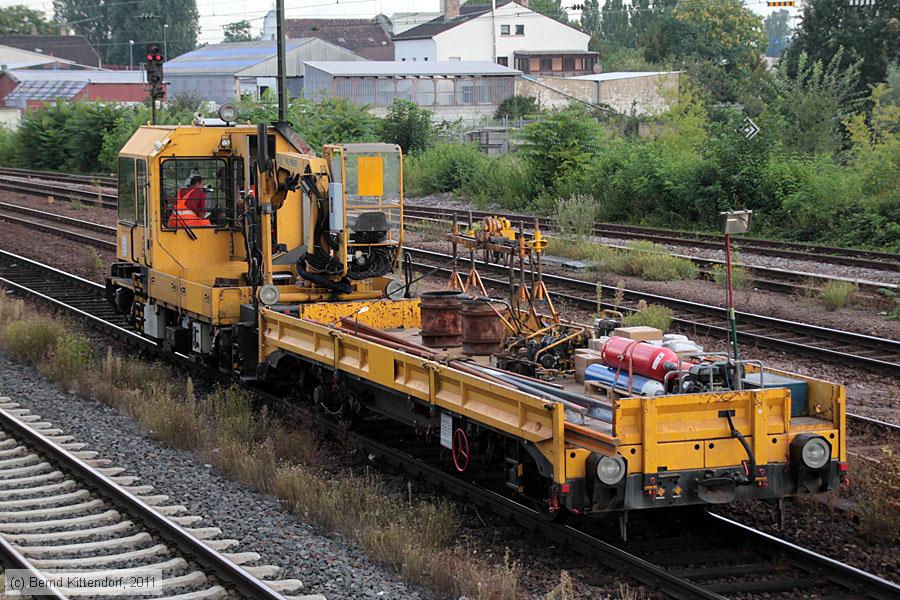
[819,280,858,311]
[546,238,698,282]
[0,292,522,599]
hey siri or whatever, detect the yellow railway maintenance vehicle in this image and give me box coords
[106,111,847,521]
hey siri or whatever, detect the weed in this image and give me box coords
[546,571,575,600]
[555,195,596,241]
[887,307,900,321]
[408,217,450,241]
[712,250,749,290]
[850,450,900,543]
[613,280,625,312]
[819,280,858,311]
[623,300,674,333]
[70,199,84,210]
[80,246,103,277]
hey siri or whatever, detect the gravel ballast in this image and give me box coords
[0,351,425,600]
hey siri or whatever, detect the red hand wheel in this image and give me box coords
[452,427,470,472]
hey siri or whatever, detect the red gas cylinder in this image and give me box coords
[601,336,681,381]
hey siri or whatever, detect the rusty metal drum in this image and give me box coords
[420,291,465,348]
[461,299,506,355]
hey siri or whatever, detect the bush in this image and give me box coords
[609,242,698,281]
[404,143,487,196]
[495,95,540,120]
[555,195,596,240]
[381,99,433,154]
[712,250,749,290]
[622,300,674,333]
[819,280,858,311]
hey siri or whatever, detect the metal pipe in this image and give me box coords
[275,0,288,124]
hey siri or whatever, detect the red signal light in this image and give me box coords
[147,54,153,60]
[155,55,162,61]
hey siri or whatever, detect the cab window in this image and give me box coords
[136,159,147,226]
[117,157,135,223]
[160,158,230,229]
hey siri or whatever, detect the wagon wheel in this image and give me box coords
[452,428,470,473]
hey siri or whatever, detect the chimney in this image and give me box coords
[441,0,460,20]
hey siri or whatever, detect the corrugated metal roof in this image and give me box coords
[165,39,312,74]
[7,69,144,83]
[304,61,520,77]
[571,71,679,82]
[6,79,87,107]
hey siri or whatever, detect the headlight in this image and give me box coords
[218,103,237,123]
[258,284,280,306]
[801,436,830,469]
[596,455,626,486]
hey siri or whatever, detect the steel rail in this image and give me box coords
[846,412,900,434]
[705,512,900,600]
[0,176,117,208]
[405,247,900,377]
[403,205,900,272]
[0,536,71,600]
[0,248,897,599]
[0,166,115,188]
[0,201,117,234]
[0,210,117,251]
[0,408,289,600]
[405,214,896,299]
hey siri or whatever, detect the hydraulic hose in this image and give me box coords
[724,411,757,486]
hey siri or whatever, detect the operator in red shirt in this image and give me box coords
[168,174,210,228]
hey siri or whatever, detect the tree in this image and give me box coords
[764,49,863,155]
[53,0,199,65]
[671,0,766,76]
[764,10,791,57]
[381,99,433,154]
[529,0,569,24]
[600,0,631,48]
[787,0,900,93]
[223,19,253,43]
[520,106,602,193]
[495,95,540,119]
[580,0,600,36]
[0,5,58,34]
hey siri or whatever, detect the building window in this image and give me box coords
[540,57,552,71]
[474,78,491,104]
[585,57,596,72]
[497,56,508,66]
[436,78,454,105]
[564,57,575,71]
[401,58,406,61]
[515,24,524,35]
[552,57,563,71]
[516,57,530,72]
[376,78,394,106]
[417,79,435,105]
[424,57,428,61]
[500,24,510,35]
[457,77,474,105]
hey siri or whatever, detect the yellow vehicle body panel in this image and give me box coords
[614,371,845,475]
[259,306,578,482]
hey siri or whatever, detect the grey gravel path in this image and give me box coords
[0,350,426,600]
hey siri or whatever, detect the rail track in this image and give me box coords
[0,248,896,600]
[0,172,117,209]
[0,401,303,599]
[0,202,896,377]
[406,247,900,377]
[407,214,896,301]
[404,205,900,273]
[0,167,116,188]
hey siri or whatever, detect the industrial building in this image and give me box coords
[302,61,519,119]
[164,38,364,103]
[0,69,150,111]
